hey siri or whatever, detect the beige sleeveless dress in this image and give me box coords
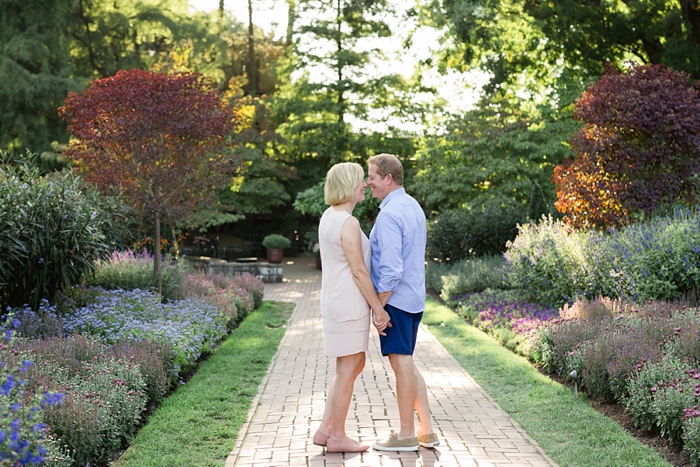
[318,207,371,357]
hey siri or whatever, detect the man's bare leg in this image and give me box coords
[413,363,434,436]
[388,353,417,439]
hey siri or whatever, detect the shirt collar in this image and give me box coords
[379,187,406,210]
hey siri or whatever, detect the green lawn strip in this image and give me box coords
[114,300,294,467]
[423,297,671,467]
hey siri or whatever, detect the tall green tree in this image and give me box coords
[66,0,220,79]
[0,0,82,154]
[273,0,424,189]
[0,0,234,154]
[411,102,578,215]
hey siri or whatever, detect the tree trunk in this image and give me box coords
[335,0,344,124]
[248,0,257,95]
[286,0,295,47]
[154,210,162,297]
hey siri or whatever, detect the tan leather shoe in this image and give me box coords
[418,432,440,448]
[372,431,419,452]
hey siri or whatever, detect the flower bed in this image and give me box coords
[2,262,266,466]
[449,289,558,356]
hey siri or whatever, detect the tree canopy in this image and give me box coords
[59,69,237,227]
[424,0,700,99]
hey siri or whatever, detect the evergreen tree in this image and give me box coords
[0,0,81,154]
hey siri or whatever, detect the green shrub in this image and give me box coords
[503,215,593,308]
[535,317,605,376]
[504,208,700,307]
[0,160,130,310]
[578,332,617,402]
[87,249,185,302]
[13,334,149,466]
[682,407,700,466]
[180,272,263,329]
[427,255,506,303]
[111,338,173,409]
[44,357,147,466]
[427,197,527,263]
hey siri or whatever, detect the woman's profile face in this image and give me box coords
[353,178,367,203]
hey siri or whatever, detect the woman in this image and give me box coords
[313,162,391,453]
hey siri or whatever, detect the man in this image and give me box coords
[366,153,440,452]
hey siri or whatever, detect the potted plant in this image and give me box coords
[262,234,291,263]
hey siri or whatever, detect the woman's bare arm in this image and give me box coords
[340,216,391,334]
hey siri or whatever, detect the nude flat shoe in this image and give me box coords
[313,429,330,446]
[326,437,369,453]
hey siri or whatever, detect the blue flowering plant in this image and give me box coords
[0,315,64,465]
[503,208,700,308]
[60,288,226,375]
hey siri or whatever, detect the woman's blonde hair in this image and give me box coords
[324,162,365,205]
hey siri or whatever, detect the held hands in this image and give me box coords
[371,308,392,336]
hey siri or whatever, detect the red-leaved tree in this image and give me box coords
[59,69,237,293]
[553,63,700,230]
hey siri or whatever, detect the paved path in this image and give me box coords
[226,256,557,467]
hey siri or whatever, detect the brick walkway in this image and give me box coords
[226,256,557,467]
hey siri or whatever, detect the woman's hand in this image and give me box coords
[372,308,392,336]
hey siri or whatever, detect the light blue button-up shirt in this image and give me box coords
[369,187,426,313]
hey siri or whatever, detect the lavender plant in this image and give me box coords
[228,273,265,310]
[453,289,558,356]
[503,208,700,307]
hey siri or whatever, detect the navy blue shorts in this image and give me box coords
[379,304,423,356]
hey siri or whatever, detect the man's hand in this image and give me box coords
[372,308,392,336]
